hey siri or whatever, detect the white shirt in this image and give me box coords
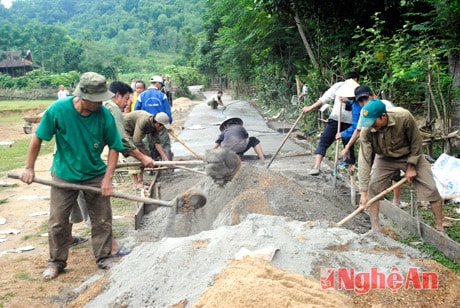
[57,89,69,99]
[319,81,353,124]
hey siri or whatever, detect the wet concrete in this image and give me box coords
[171,91,304,161]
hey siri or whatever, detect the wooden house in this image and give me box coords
[0,50,41,77]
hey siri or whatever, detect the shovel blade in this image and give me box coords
[176,190,207,213]
[204,148,241,185]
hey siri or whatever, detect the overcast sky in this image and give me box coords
[1,0,14,9]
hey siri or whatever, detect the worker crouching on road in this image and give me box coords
[213,117,264,160]
[358,99,444,233]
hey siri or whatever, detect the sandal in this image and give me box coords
[112,245,132,257]
[69,236,88,247]
[42,267,59,280]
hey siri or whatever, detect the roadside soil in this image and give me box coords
[0,97,198,308]
[0,94,459,307]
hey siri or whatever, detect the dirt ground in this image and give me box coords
[0,95,459,307]
[0,97,198,307]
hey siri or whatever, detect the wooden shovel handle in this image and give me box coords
[169,130,203,159]
[337,177,407,226]
[116,160,204,168]
[267,112,305,169]
[7,173,174,207]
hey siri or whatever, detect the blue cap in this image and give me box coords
[360,99,387,127]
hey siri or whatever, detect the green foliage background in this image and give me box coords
[0,0,459,133]
[0,0,206,95]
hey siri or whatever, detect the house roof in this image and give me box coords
[0,50,40,68]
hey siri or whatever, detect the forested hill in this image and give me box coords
[0,0,204,75]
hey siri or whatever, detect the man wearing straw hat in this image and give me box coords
[213,117,264,160]
[302,71,360,175]
[19,72,124,280]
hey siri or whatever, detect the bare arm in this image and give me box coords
[341,129,361,159]
[302,98,322,113]
[154,143,169,161]
[20,135,43,184]
[101,149,119,196]
[128,149,155,168]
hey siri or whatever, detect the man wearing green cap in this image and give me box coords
[358,99,444,233]
[19,72,124,279]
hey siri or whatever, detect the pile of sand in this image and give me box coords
[194,258,352,308]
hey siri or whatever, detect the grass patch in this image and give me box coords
[0,99,55,175]
[419,202,460,242]
[0,100,51,113]
[38,221,49,235]
[0,138,55,173]
[0,113,25,124]
[21,235,32,241]
[399,234,460,274]
[0,292,15,307]
[14,271,35,281]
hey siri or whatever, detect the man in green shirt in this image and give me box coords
[68,81,156,256]
[20,72,124,280]
[358,99,444,233]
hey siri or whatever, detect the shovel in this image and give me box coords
[332,104,342,187]
[349,166,357,207]
[266,111,305,169]
[7,173,207,211]
[337,177,407,226]
[117,148,241,184]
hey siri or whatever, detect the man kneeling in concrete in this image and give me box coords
[213,117,264,160]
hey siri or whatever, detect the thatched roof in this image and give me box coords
[0,50,40,68]
[0,50,40,76]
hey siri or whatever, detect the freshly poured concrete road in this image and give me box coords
[171,91,306,161]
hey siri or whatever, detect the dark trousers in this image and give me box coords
[237,137,260,156]
[315,119,355,164]
[48,174,112,270]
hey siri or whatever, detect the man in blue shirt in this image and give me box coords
[134,75,173,160]
[134,75,172,122]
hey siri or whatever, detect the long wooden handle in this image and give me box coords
[267,112,305,168]
[332,102,342,187]
[350,168,357,207]
[7,173,174,207]
[116,160,205,168]
[337,177,407,226]
[169,130,203,159]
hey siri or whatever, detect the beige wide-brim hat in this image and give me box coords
[336,78,360,98]
[219,117,243,131]
[154,112,172,129]
[73,72,114,102]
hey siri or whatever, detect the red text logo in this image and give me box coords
[320,267,438,294]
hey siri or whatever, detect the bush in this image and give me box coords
[164,65,205,98]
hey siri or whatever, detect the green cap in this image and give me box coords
[360,99,387,127]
